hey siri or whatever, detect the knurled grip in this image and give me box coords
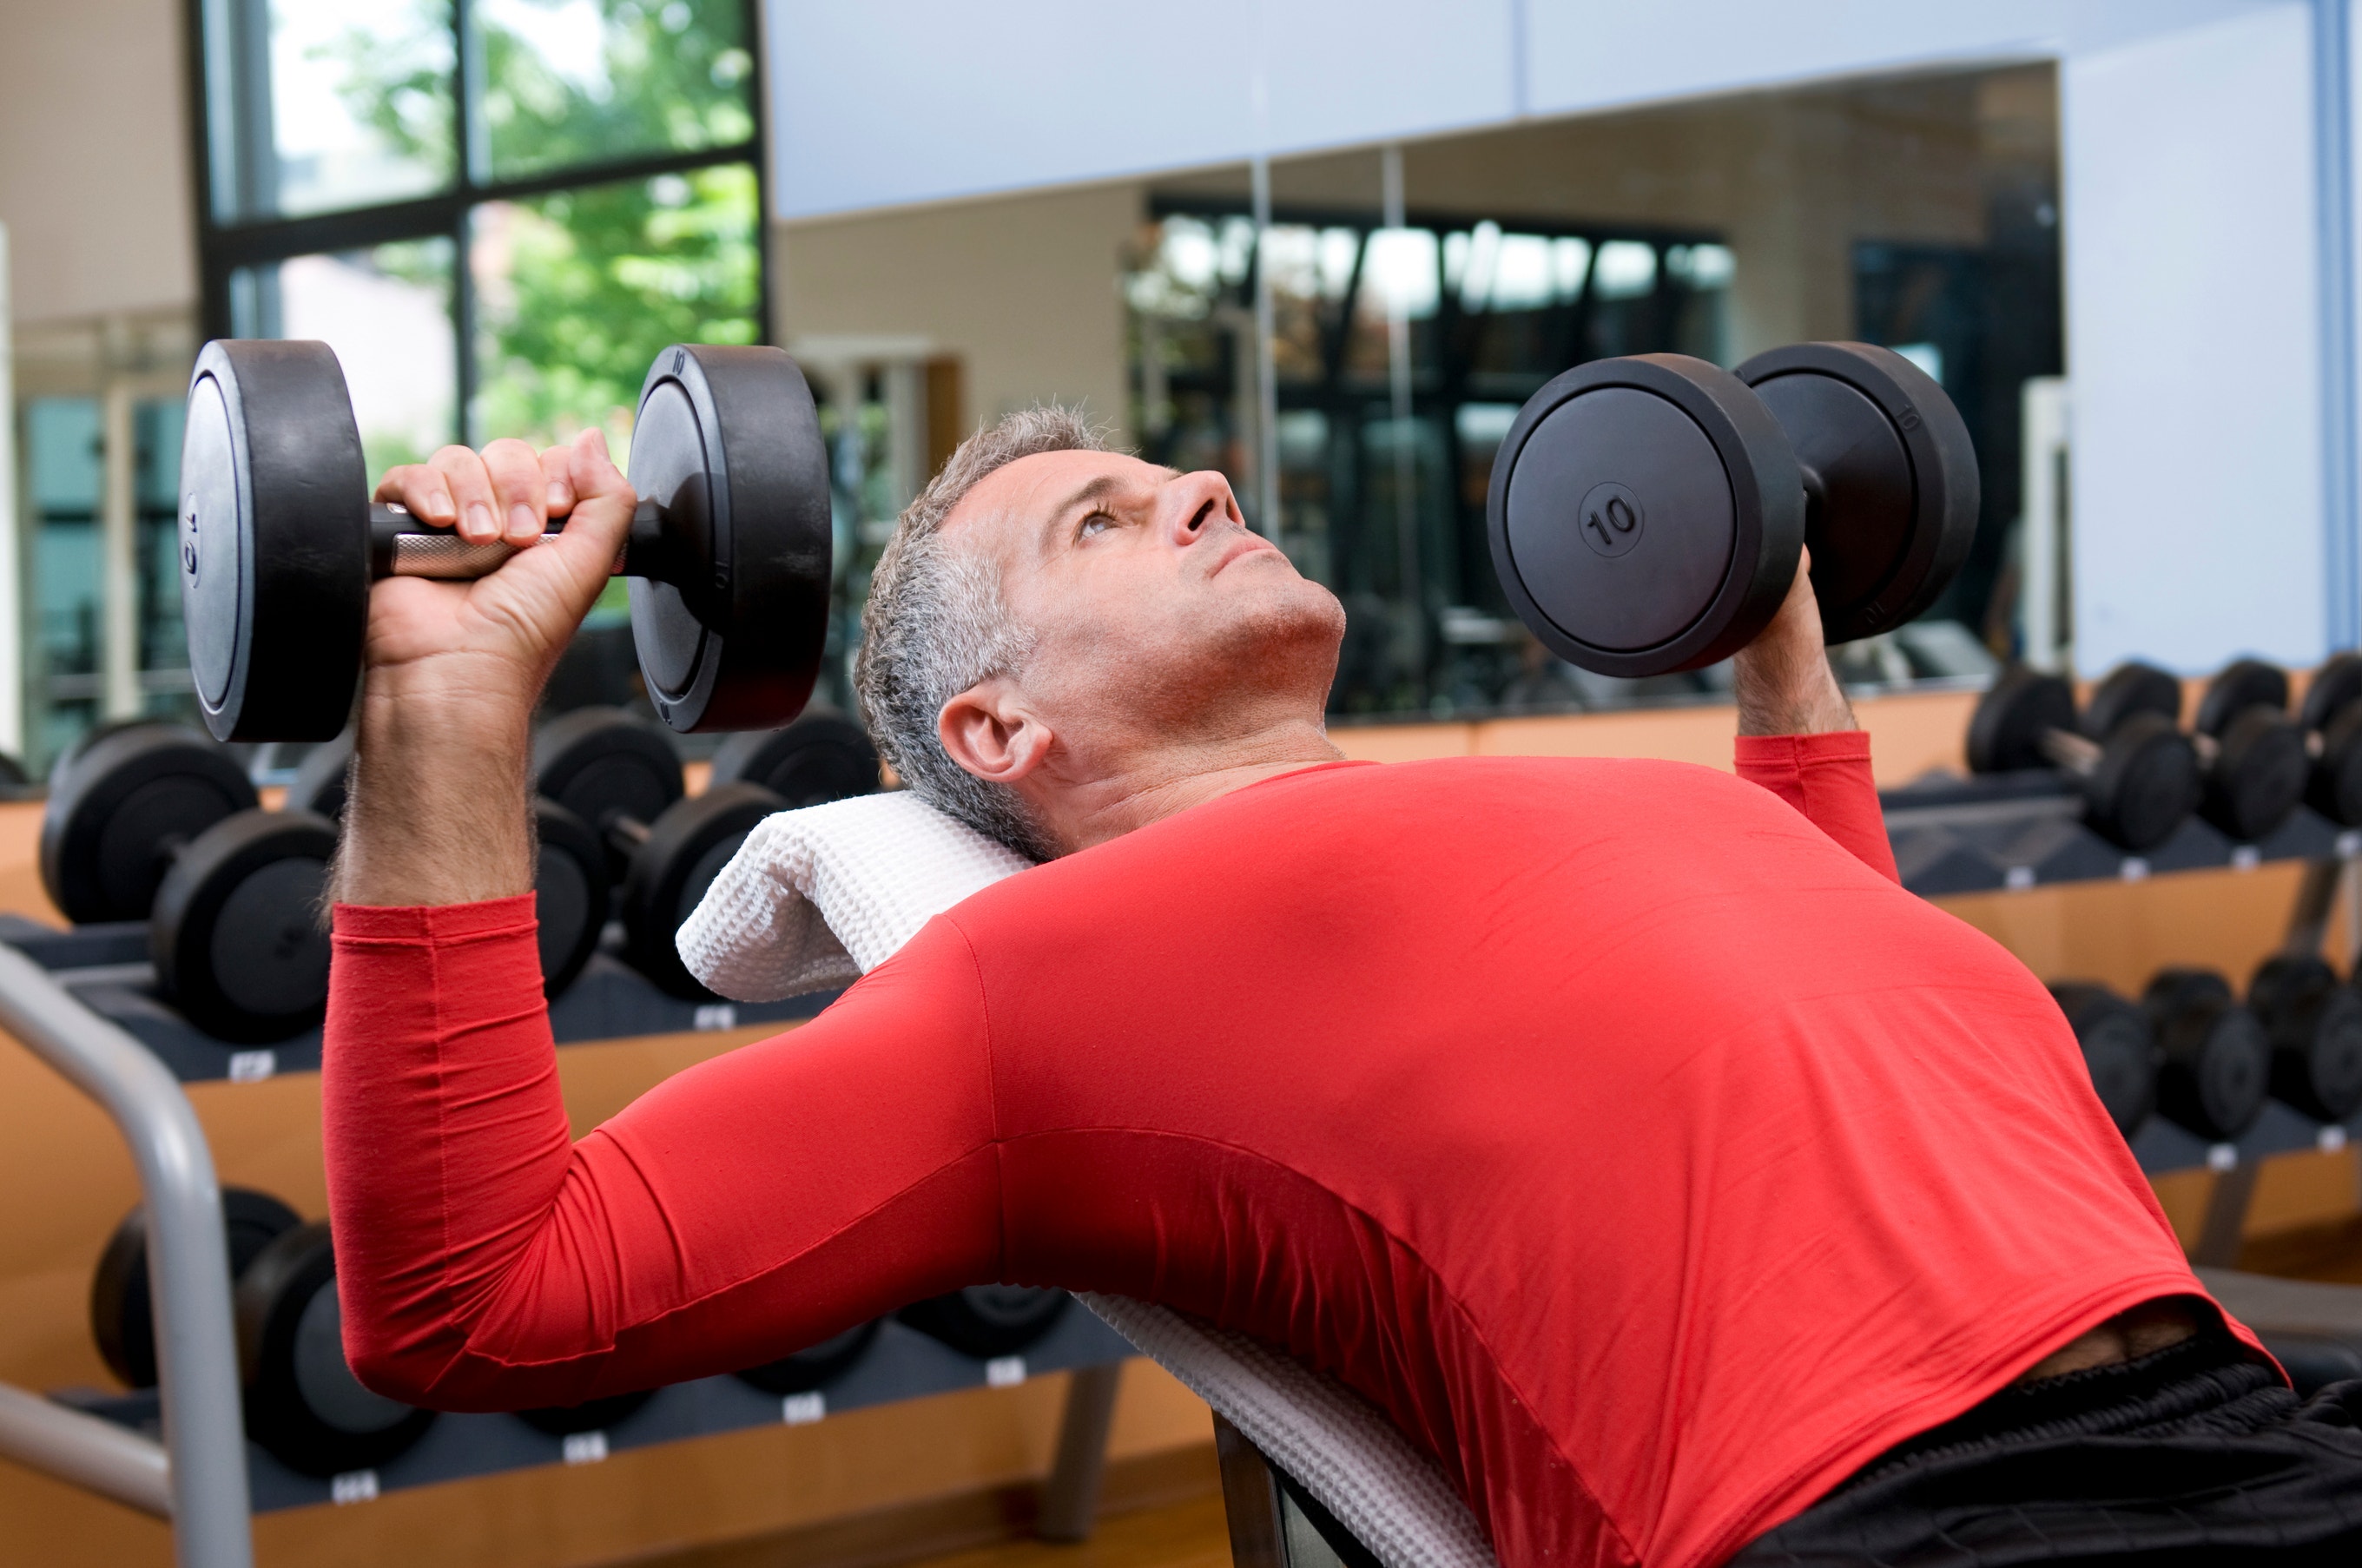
[387,531,565,579]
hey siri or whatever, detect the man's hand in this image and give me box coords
[1732,550,1857,737]
[335,430,635,907]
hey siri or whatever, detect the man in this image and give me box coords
[327,410,2362,1568]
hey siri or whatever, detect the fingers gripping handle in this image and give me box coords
[369,500,668,581]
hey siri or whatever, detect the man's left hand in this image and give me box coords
[1732,550,1857,736]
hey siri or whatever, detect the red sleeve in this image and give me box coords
[1733,730,1898,883]
[322,895,1005,1411]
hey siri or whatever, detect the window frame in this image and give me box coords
[182,0,774,435]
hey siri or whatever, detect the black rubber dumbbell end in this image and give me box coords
[2250,955,2362,1123]
[90,1187,302,1390]
[2143,968,2271,1142]
[735,1319,882,1395]
[2049,982,2160,1137]
[897,1287,1071,1360]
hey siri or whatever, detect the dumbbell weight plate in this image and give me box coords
[898,1287,1071,1360]
[90,1187,302,1390]
[2048,984,2158,1136]
[709,708,881,807]
[1733,342,1981,644]
[533,797,608,997]
[179,340,373,742]
[2300,652,2362,735]
[533,707,685,880]
[2313,701,2362,827]
[40,723,260,923]
[629,346,832,732]
[2196,660,2292,738]
[736,1319,882,1395]
[1964,666,2077,774]
[1487,354,1803,676]
[2202,706,2308,842]
[2250,955,2362,1122]
[618,781,786,998]
[2086,713,2204,853]
[515,1390,655,1436]
[2144,969,2271,1141]
[150,809,338,1044]
[2082,662,2183,741]
[236,1221,436,1477]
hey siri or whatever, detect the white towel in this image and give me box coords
[673,788,1499,1568]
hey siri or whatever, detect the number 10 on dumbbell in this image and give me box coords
[178,339,835,741]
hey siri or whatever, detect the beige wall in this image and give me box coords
[774,181,1145,445]
[0,0,198,326]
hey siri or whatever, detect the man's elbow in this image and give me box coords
[341,1326,448,1409]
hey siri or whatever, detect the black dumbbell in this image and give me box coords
[514,1391,655,1437]
[2249,954,2362,1123]
[2047,983,2159,1137]
[2296,651,2362,826]
[2184,660,2309,841]
[898,1288,1072,1359]
[708,708,882,807]
[2141,968,2271,1141]
[1966,664,2201,851]
[177,339,830,743]
[1487,342,1979,677]
[286,731,607,997]
[39,723,336,1042]
[533,708,785,998]
[89,1187,302,1391]
[736,1319,882,1396]
[235,1220,436,1477]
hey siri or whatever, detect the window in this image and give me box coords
[192,0,768,471]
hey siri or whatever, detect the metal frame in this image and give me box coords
[0,943,251,1568]
[181,0,773,432]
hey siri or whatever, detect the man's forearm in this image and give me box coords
[1732,635,1856,736]
[336,673,538,907]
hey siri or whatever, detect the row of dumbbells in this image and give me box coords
[2051,955,2362,1143]
[36,705,881,1043]
[91,1190,1070,1479]
[1968,654,2362,852]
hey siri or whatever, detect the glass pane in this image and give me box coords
[206,0,455,221]
[471,161,760,447]
[229,239,459,481]
[473,0,755,181]
[22,399,104,770]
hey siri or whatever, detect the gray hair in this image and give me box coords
[853,405,1108,860]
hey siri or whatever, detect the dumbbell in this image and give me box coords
[1487,342,1978,676]
[514,1391,655,1437]
[284,732,608,997]
[736,1319,882,1396]
[89,1187,302,1392]
[2295,651,2362,826]
[2182,661,2310,841]
[177,339,829,743]
[2047,983,2159,1137]
[2249,955,2362,1123]
[39,723,336,1042]
[898,1288,1072,1359]
[708,707,883,807]
[1965,664,2200,851]
[2141,968,2271,1141]
[533,708,786,998]
[235,1221,437,1476]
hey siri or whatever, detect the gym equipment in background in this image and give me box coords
[708,707,882,806]
[2181,661,2308,842]
[90,1187,301,1392]
[2296,651,2362,827]
[734,1320,883,1396]
[177,339,829,741]
[2248,954,2362,1123]
[39,723,335,1042]
[533,708,784,998]
[1487,342,1977,677]
[2047,983,2159,1137]
[234,1221,437,1477]
[2142,968,2272,1143]
[898,1288,1072,1359]
[1965,664,2201,851]
[513,1392,655,1437]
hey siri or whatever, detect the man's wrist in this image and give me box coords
[1732,638,1856,736]
[337,668,539,907]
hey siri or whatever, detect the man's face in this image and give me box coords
[940,449,1345,761]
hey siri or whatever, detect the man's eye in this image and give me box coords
[1080,514,1113,538]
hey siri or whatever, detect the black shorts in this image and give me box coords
[1731,1319,2362,1565]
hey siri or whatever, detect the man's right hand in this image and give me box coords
[335,430,635,909]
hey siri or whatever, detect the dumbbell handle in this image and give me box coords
[605,814,653,861]
[2038,726,2104,778]
[369,500,670,581]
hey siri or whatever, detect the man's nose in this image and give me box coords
[1164,471,1237,545]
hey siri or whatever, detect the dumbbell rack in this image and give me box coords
[0,920,1135,1568]
[1884,776,2362,1266]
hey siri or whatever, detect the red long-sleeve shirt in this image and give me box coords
[324,733,2214,1568]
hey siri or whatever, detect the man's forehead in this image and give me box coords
[943,449,1173,549]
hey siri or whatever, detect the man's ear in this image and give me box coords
[938,677,1052,786]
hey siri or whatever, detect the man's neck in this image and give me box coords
[1035,715,1344,854]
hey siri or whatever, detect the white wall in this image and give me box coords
[2062,5,2326,673]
